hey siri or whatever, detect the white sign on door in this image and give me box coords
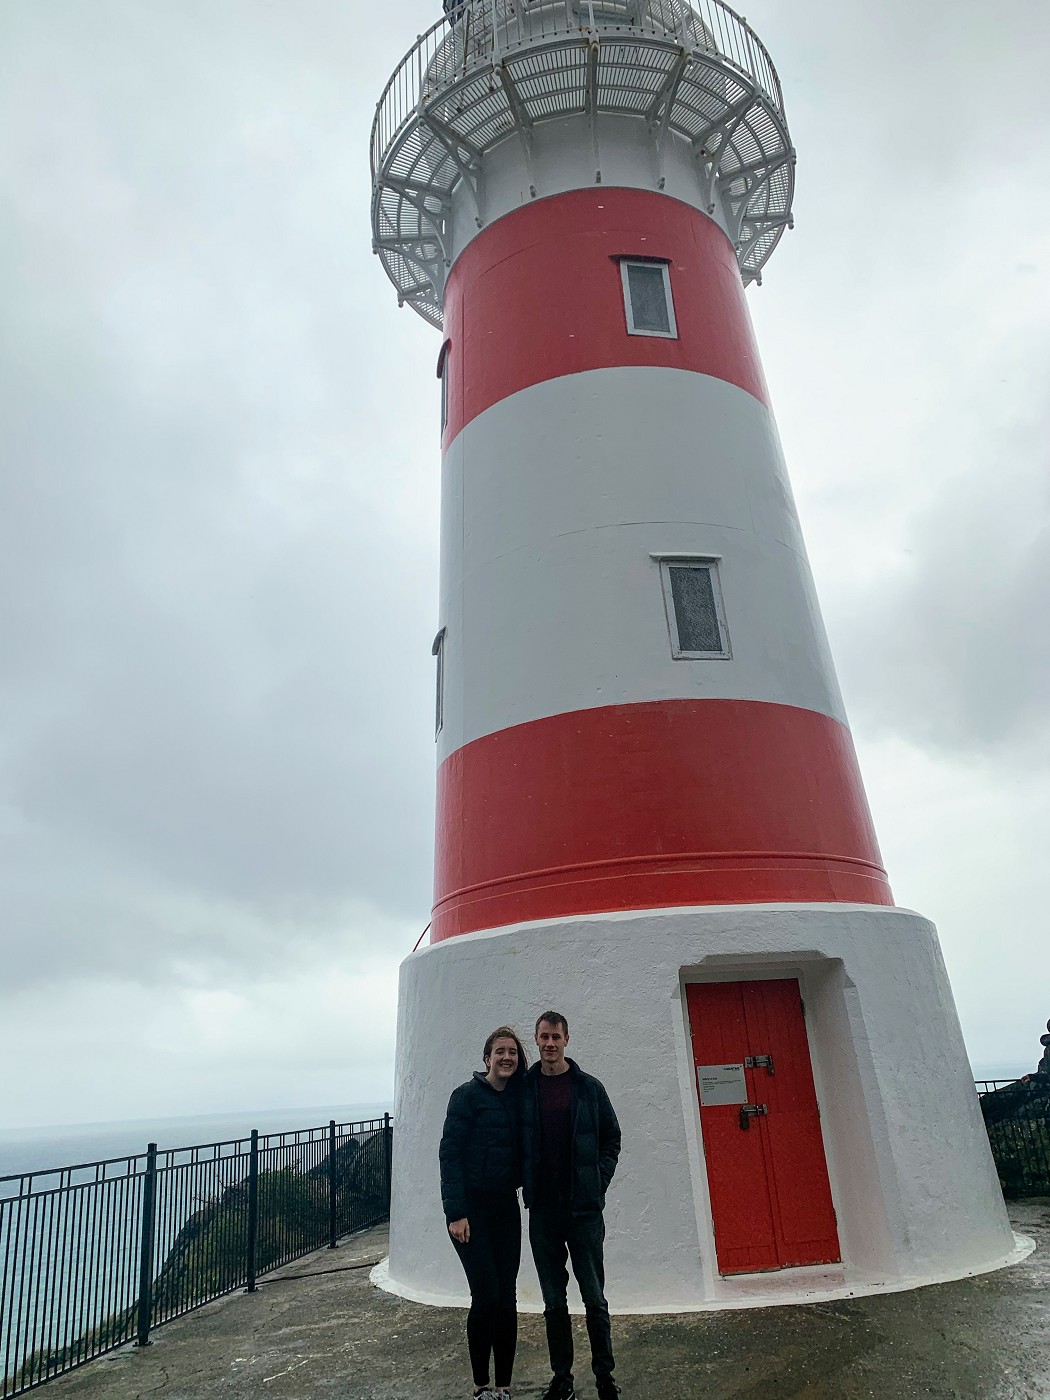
[697,1063,748,1106]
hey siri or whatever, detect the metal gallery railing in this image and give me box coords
[976,1078,1050,1198]
[0,1116,392,1397]
[370,0,785,184]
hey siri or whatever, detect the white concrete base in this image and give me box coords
[383,905,1017,1312]
[371,1232,1034,1314]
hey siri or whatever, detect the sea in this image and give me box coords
[0,1102,394,1183]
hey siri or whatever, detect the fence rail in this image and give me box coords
[371,0,784,184]
[977,1077,1050,1198]
[0,1116,392,1397]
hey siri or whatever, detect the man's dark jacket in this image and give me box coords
[521,1059,621,1213]
[439,1071,521,1223]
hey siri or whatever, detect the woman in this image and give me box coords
[439,1026,528,1400]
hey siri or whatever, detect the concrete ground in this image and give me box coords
[48,1200,1049,1400]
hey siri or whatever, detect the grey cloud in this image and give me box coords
[2,0,1049,1119]
[840,428,1050,759]
[0,0,443,995]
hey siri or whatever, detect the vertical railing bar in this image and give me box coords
[106,1174,124,1354]
[383,1114,393,1219]
[0,1196,14,1400]
[98,1171,120,1357]
[132,1161,147,1333]
[78,1183,95,1357]
[45,1177,72,1379]
[230,1145,241,1293]
[179,1150,192,1316]
[327,1122,338,1252]
[31,1186,58,1384]
[135,1145,157,1349]
[91,1176,110,1360]
[57,1176,80,1371]
[112,1172,131,1348]
[6,1191,27,1392]
[245,1132,259,1295]
[152,1157,166,1324]
[184,1153,197,1315]
[114,1168,133,1345]
[148,1158,163,1326]
[1,1192,21,1400]
[11,1189,37,1393]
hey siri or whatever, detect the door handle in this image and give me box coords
[739,1104,768,1131]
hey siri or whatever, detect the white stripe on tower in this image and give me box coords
[433,186,890,942]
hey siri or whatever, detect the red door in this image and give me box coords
[686,979,840,1275]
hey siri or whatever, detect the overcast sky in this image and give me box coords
[1,0,1047,1130]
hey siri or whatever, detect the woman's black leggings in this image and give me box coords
[451,1198,521,1388]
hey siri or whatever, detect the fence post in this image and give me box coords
[383,1113,393,1213]
[328,1120,338,1250]
[246,1130,260,1293]
[135,1143,158,1347]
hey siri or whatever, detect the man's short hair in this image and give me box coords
[535,1010,569,1036]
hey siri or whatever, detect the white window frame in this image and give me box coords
[620,258,678,339]
[432,627,446,736]
[653,555,731,660]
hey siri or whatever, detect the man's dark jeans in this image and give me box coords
[529,1204,614,1382]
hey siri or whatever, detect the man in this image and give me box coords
[522,1011,622,1400]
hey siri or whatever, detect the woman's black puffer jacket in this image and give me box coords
[439,1072,521,1222]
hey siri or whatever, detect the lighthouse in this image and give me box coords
[370,0,1019,1308]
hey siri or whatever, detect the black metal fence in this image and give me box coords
[0,1116,392,1397]
[977,1078,1050,1198]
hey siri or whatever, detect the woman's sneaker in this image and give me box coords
[596,1381,621,1400]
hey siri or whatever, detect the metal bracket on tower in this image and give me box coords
[692,89,760,215]
[646,47,690,191]
[418,103,486,228]
[721,148,796,250]
[374,173,453,309]
[372,235,446,308]
[585,35,602,184]
[496,61,539,198]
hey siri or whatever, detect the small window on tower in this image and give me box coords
[621,259,677,338]
[432,627,446,737]
[659,560,730,659]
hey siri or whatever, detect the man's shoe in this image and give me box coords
[540,1379,576,1400]
[596,1381,621,1400]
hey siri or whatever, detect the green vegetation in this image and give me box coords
[986,1113,1050,1197]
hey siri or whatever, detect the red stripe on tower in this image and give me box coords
[432,700,890,942]
[440,188,771,449]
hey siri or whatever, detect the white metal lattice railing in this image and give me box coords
[370,0,793,326]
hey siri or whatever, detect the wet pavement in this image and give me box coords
[47,1199,1049,1400]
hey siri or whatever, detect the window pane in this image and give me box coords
[627,263,671,334]
[669,566,722,653]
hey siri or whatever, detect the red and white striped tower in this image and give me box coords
[370,0,1020,1309]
